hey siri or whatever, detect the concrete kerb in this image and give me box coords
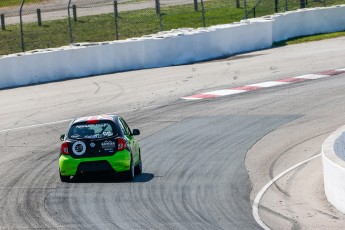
[322,125,345,214]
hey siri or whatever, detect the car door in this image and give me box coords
[119,117,139,164]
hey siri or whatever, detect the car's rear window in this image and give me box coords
[68,121,118,140]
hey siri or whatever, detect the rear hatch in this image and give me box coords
[66,120,119,158]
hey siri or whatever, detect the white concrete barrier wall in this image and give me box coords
[322,126,345,214]
[0,5,344,89]
[272,6,345,42]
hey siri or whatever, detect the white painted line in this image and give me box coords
[203,89,246,96]
[0,104,162,134]
[252,153,321,230]
[336,68,345,71]
[295,74,328,80]
[247,81,290,88]
[0,119,73,134]
[180,97,203,100]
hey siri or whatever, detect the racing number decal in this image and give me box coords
[72,141,86,156]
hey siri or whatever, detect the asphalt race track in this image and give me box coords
[1,37,345,229]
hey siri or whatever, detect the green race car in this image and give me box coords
[59,114,142,182]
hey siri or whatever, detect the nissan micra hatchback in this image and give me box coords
[59,114,141,182]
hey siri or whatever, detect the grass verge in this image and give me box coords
[0,0,244,55]
[0,0,344,55]
[273,31,345,46]
[0,0,45,8]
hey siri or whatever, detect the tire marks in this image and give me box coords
[32,114,296,230]
[0,147,61,229]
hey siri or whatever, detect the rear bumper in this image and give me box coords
[59,150,131,176]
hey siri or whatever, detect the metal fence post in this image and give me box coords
[0,14,5,30]
[37,8,42,26]
[194,0,198,12]
[155,0,160,15]
[68,0,73,44]
[244,0,247,19]
[300,0,306,8]
[155,0,162,31]
[20,0,25,52]
[72,4,77,21]
[113,0,119,40]
[200,0,205,27]
[158,12,162,32]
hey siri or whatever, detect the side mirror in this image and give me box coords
[132,129,140,136]
[60,134,65,141]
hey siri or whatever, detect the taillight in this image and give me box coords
[117,138,127,151]
[61,142,69,155]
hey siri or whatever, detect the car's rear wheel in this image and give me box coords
[135,155,142,175]
[125,157,135,181]
[59,170,71,182]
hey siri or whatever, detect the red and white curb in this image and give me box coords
[181,69,345,100]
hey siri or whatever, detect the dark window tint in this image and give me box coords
[68,121,118,140]
[119,118,131,136]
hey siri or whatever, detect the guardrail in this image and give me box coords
[322,126,345,214]
[0,5,344,89]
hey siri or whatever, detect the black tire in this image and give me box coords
[125,157,135,181]
[60,171,71,182]
[135,156,142,175]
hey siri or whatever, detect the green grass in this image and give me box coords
[0,0,344,55]
[273,31,345,46]
[0,0,46,8]
[0,0,245,55]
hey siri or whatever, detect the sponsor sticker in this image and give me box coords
[101,140,115,150]
[72,141,86,156]
[103,131,113,137]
